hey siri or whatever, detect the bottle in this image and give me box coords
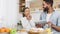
[17,20,23,31]
[45,24,51,34]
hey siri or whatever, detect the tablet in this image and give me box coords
[35,20,47,26]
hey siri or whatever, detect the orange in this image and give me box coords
[5,28,10,32]
[0,28,5,32]
[0,28,1,32]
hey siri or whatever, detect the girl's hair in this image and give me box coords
[22,7,29,17]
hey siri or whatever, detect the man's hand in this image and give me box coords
[46,21,56,27]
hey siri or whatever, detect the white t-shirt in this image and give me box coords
[46,13,52,22]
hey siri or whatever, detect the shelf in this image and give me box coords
[19,0,25,13]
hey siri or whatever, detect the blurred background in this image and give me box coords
[0,0,60,28]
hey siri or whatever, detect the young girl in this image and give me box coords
[20,7,36,30]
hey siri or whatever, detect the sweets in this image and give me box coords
[20,29,26,32]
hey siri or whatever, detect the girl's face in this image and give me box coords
[24,9,30,17]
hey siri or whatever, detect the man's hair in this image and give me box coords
[43,0,53,6]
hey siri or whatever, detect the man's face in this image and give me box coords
[42,1,49,12]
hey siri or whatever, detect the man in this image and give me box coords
[39,0,60,34]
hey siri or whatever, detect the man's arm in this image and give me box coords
[51,24,60,32]
[47,15,60,32]
[47,21,60,31]
[52,16,60,31]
